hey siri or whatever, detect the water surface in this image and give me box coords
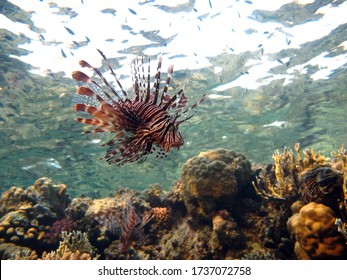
[0,0,346,197]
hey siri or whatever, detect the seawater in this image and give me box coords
[0,0,346,197]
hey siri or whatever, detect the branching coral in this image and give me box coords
[43,230,98,259]
[295,143,328,172]
[58,230,95,255]
[252,146,299,200]
[252,143,339,201]
[14,230,98,260]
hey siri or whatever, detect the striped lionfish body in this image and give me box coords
[72,49,206,165]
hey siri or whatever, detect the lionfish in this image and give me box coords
[94,202,153,252]
[72,49,206,165]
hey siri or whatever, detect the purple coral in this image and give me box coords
[42,218,75,246]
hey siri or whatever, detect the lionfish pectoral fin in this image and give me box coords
[73,103,116,124]
[75,117,114,133]
[72,71,92,83]
[101,132,125,147]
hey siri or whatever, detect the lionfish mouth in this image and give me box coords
[71,49,207,166]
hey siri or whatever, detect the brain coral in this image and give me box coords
[180,148,251,221]
[287,202,347,259]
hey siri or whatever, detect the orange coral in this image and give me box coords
[40,250,93,260]
[287,202,346,259]
[152,207,171,228]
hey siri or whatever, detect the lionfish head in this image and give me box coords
[158,113,184,152]
[166,124,184,151]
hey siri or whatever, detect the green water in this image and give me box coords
[0,0,346,198]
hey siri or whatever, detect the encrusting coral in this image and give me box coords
[180,148,251,221]
[287,202,347,259]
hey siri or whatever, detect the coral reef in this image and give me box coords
[287,202,347,259]
[14,230,98,260]
[212,210,245,249]
[180,148,251,221]
[1,145,346,260]
[0,178,71,250]
[252,146,299,200]
[252,144,334,201]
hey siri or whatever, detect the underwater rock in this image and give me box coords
[180,148,251,221]
[212,210,245,249]
[157,218,221,259]
[65,196,93,222]
[142,184,162,207]
[287,202,347,259]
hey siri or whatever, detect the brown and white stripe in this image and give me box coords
[72,50,207,165]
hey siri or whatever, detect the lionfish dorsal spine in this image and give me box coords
[146,60,151,103]
[79,59,124,104]
[97,49,129,101]
[159,64,174,106]
[152,57,162,105]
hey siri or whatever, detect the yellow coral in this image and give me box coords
[287,202,346,259]
[40,250,93,260]
[252,143,333,200]
[295,143,328,172]
[252,146,298,200]
[330,147,347,206]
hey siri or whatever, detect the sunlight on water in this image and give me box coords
[0,0,346,197]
